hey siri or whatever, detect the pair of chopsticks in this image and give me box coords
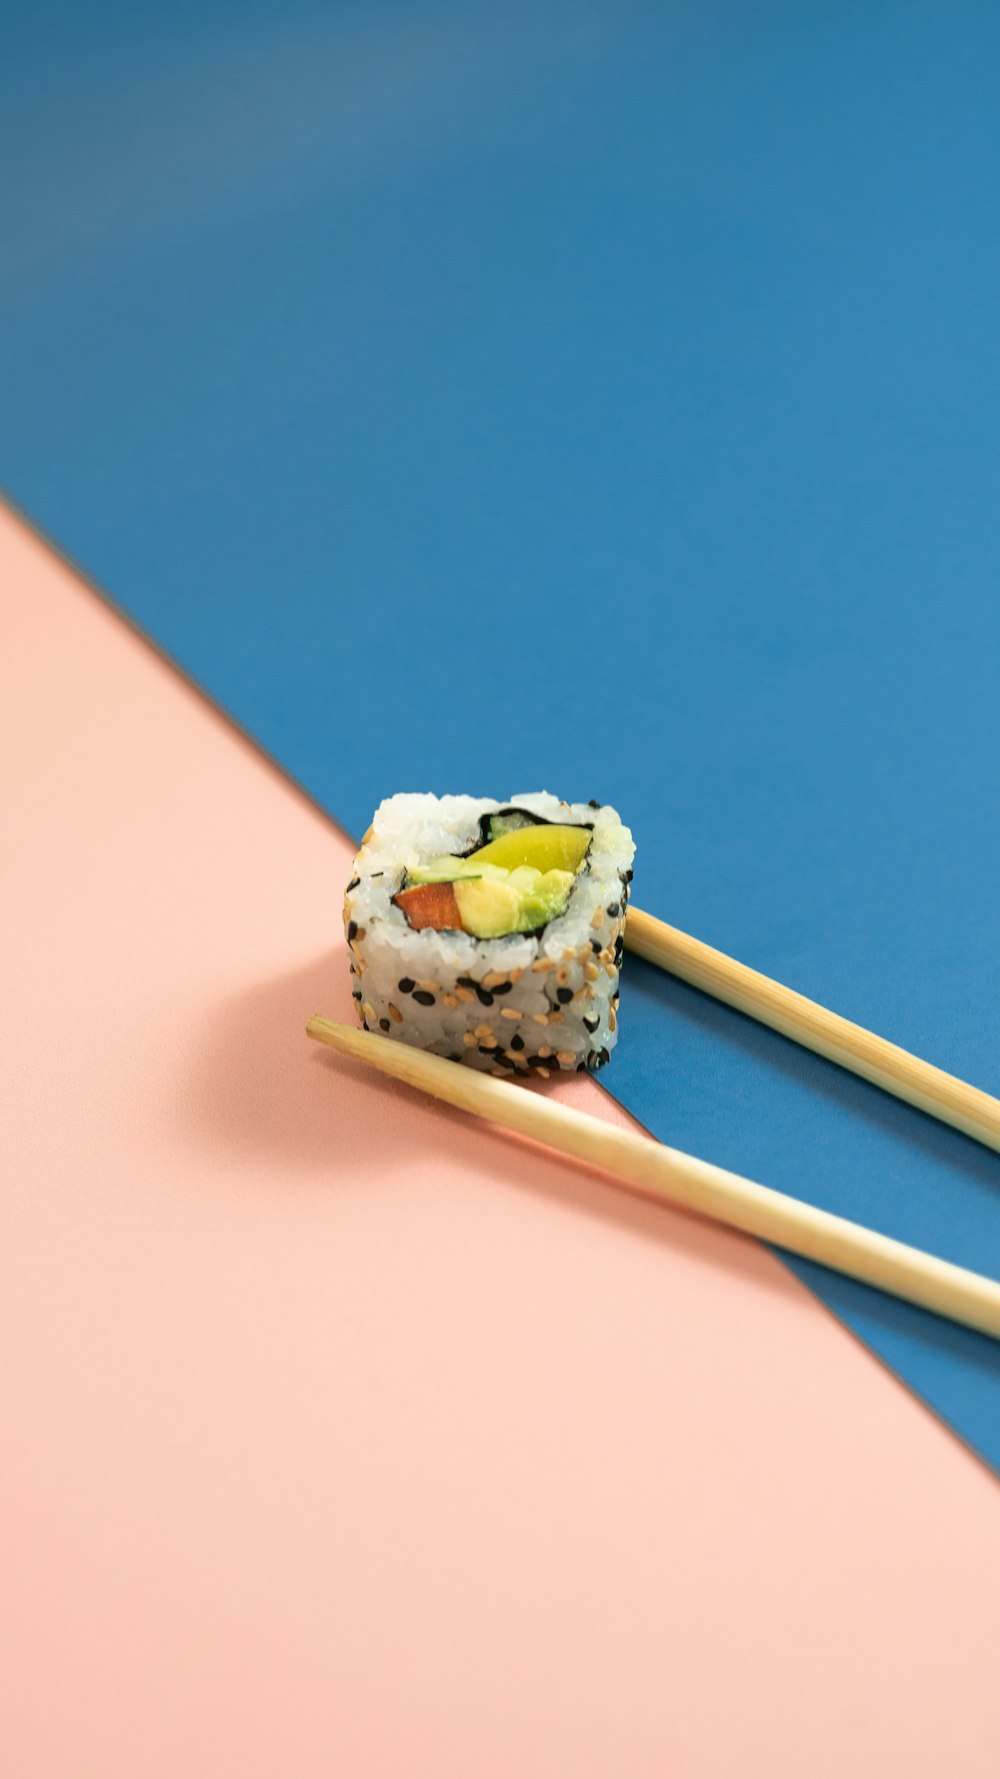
[307,902,1000,1341]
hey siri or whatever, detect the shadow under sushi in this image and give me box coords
[184,946,819,1319]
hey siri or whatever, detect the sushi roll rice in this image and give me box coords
[343,793,635,1076]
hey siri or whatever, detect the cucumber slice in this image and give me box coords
[485,808,539,843]
[408,856,505,886]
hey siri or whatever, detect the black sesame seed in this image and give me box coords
[576,1061,588,1072]
[347,876,360,892]
[619,868,633,885]
[479,1043,498,1055]
[587,798,602,809]
[491,980,513,995]
[456,975,495,1007]
[413,990,436,1007]
[583,1015,599,1033]
[556,986,573,1004]
[398,977,416,994]
[606,903,620,919]
[591,938,602,954]
[510,1034,525,1051]
[352,989,363,1001]
[614,936,624,963]
[347,920,358,941]
[528,1055,548,1068]
[599,1047,611,1066]
[379,1018,390,1032]
[449,1052,462,1062]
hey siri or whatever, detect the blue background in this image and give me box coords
[4,1,999,1464]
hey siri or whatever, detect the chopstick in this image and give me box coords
[306,1017,1000,1341]
[625,907,1000,1155]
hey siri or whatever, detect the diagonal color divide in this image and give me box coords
[3,0,1000,1467]
[6,506,1000,1777]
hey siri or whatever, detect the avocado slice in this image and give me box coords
[453,876,523,938]
[453,869,576,937]
[510,867,575,930]
[466,823,591,874]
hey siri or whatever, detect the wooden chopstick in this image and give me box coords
[306,1018,1000,1341]
[625,907,1000,1155]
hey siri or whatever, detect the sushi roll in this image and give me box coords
[343,793,635,1076]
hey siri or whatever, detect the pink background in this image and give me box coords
[2,505,999,1776]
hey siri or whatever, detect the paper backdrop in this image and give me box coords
[3,0,999,1466]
